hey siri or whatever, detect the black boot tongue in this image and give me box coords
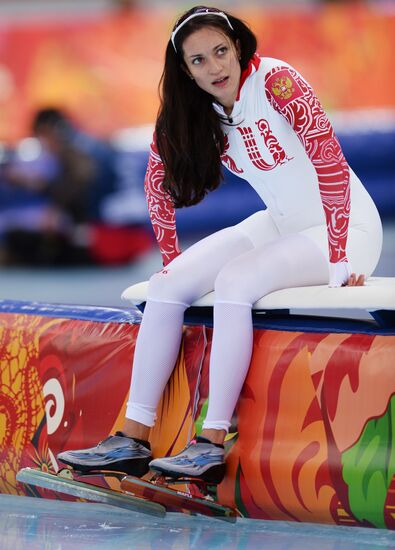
[196,436,212,444]
[196,436,224,449]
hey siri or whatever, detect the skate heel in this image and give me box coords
[198,463,226,485]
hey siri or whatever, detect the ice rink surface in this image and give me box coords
[2,494,395,550]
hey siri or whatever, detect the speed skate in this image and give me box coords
[16,467,238,522]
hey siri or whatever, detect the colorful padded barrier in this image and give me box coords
[0,300,394,528]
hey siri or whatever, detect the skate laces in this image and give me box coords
[96,432,131,449]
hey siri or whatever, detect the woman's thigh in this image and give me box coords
[214,232,329,305]
[148,210,280,306]
[234,209,281,248]
[300,223,383,277]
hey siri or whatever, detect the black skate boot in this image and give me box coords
[57,432,151,477]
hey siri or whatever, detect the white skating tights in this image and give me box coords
[126,212,329,432]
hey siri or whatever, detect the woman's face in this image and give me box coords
[182,26,241,112]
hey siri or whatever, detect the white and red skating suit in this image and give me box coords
[144,54,381,282]
[127,55,383,430]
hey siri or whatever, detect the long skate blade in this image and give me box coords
[17,468,166,518]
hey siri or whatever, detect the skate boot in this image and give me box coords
[149,437,226,484]
[57,432,152,477]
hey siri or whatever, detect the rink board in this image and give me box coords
[122,276,395,316]
[0,293,394,529]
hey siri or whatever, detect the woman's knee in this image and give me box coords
[214,263,253,304]
[147,269,191,306]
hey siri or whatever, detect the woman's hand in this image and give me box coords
[345,272,365,286]
[328,261,365,288]
[328,261,365,287]
[329,261,351,287]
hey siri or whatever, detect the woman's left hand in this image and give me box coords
[328,261,366,287]
[345,272,365,286]
[329,261,351,287]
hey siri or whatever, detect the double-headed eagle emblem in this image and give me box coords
[271,76,295,100]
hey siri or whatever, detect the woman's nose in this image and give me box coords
[207,57,222,74]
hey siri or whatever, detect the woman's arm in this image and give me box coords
[264,65,351,287]
[144,136,181,266]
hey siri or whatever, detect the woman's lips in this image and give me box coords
[212,76,229,87]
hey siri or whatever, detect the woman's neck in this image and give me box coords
[214,100,233,116]
[223,105,233,116]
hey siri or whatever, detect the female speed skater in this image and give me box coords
[57,6,382,484]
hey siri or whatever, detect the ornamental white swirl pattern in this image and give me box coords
[43,378,65,436]
[265,66,350,263]
[144,139,181,266]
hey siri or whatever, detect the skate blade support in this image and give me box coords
[16,467,166,518]
[121,475,239,522]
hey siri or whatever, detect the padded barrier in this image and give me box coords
[0,299,394,528]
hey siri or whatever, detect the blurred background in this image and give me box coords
[0,0,394,307]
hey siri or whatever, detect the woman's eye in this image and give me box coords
[192,57,202,65]
[217,47,227,55]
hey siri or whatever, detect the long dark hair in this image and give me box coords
[156,6,257,208]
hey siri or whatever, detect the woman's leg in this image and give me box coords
[57,213,281,475]
[147,231,329,482]
[123,224,260,436]
[201,233,329,440]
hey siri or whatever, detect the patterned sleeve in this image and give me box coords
[144,135,181,266]
[264,66,350,265]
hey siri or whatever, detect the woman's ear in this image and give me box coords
[181,63,194,80]
[236,39,241,60]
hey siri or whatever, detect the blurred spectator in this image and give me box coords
[31,107,118,225]
[0,107,152,266]
[111,0,137,14]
